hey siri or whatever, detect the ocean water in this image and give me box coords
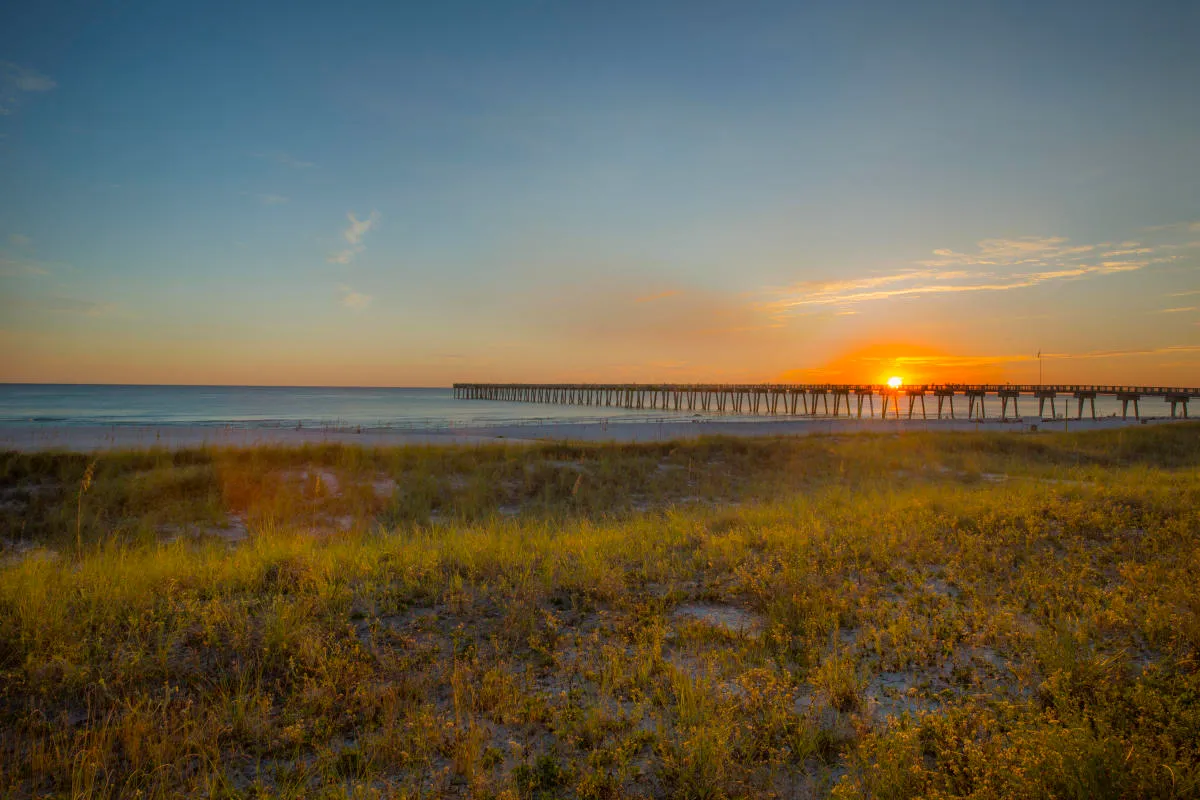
[0,385,704,429]
[0,384,1175,430]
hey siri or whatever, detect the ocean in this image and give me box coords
[0,384,1167,430]
[0,384,703,430]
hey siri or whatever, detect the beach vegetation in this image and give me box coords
[1,424,1198,797]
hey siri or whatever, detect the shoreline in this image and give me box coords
[0,415,1189,452]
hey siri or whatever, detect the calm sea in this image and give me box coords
[0,385,703,429]
[0,384,1162,430]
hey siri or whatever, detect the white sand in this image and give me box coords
[0,424,541,452]
[0,416,1187,452]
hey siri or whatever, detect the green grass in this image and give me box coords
[1,424,1198,798]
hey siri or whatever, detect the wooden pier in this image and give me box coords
[453,383,1199,420]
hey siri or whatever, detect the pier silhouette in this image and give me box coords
[453,383,1198,420]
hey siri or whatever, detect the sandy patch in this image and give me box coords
[280,468,340,495]
[371,476,398,499]
[159,514,249,545]
[672,603,762,637]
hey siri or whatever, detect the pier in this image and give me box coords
[453,383,1199,420]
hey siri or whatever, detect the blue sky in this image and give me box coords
[2,0,1198,385]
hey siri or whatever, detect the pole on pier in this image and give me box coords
[966,391,986,420]
[1119,394,1141,420]
[999,390,1019,421]
[1168,394,1189,418]
[1037,391,1057,420]
[1074,392,1097,420]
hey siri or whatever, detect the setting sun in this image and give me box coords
[887,376,903,389]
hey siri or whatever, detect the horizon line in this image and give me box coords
[0,382,452,390]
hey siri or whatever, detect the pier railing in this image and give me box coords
[452,383,1199,420]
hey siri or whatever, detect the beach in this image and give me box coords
[0,415,1185,451]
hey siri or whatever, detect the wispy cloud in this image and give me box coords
[339,285,372,310]
[774,269,971,309]
[253,151,315,169]
[916,236,1095,268]
[768,233,1175,312]
[328,211,380,265]
[344,212,378,245]
[770,265,1144,310]
[1158,306,1196,314]
[1101,246,1155,257]
[634,289,681,303]
[1142,220,1200,234]
[1168,289,1200,297]
[872,344,1200,368]
[8,233,31,247]
[0,62,56,115]
[0,254,53,278]
[1043,344,1200,361]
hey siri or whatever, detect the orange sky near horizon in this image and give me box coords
[4,314,1197,388]
[4,236,1200,388]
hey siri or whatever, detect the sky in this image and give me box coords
[1,0,1198,387]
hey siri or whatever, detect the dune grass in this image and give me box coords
[1,424,1198,798]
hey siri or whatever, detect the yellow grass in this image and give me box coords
[1,424,1198,797]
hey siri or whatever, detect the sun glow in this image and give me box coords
[887,376,903,389]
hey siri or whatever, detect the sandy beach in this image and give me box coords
[0,423,537,452]
[0,415,1187,452]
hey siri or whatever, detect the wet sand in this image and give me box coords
[0,416,1186,452]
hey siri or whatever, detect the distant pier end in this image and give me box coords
[452,383,1199,420]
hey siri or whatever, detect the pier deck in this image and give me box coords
[453,383,1199,420]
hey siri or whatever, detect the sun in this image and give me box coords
[887,376,903,389]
